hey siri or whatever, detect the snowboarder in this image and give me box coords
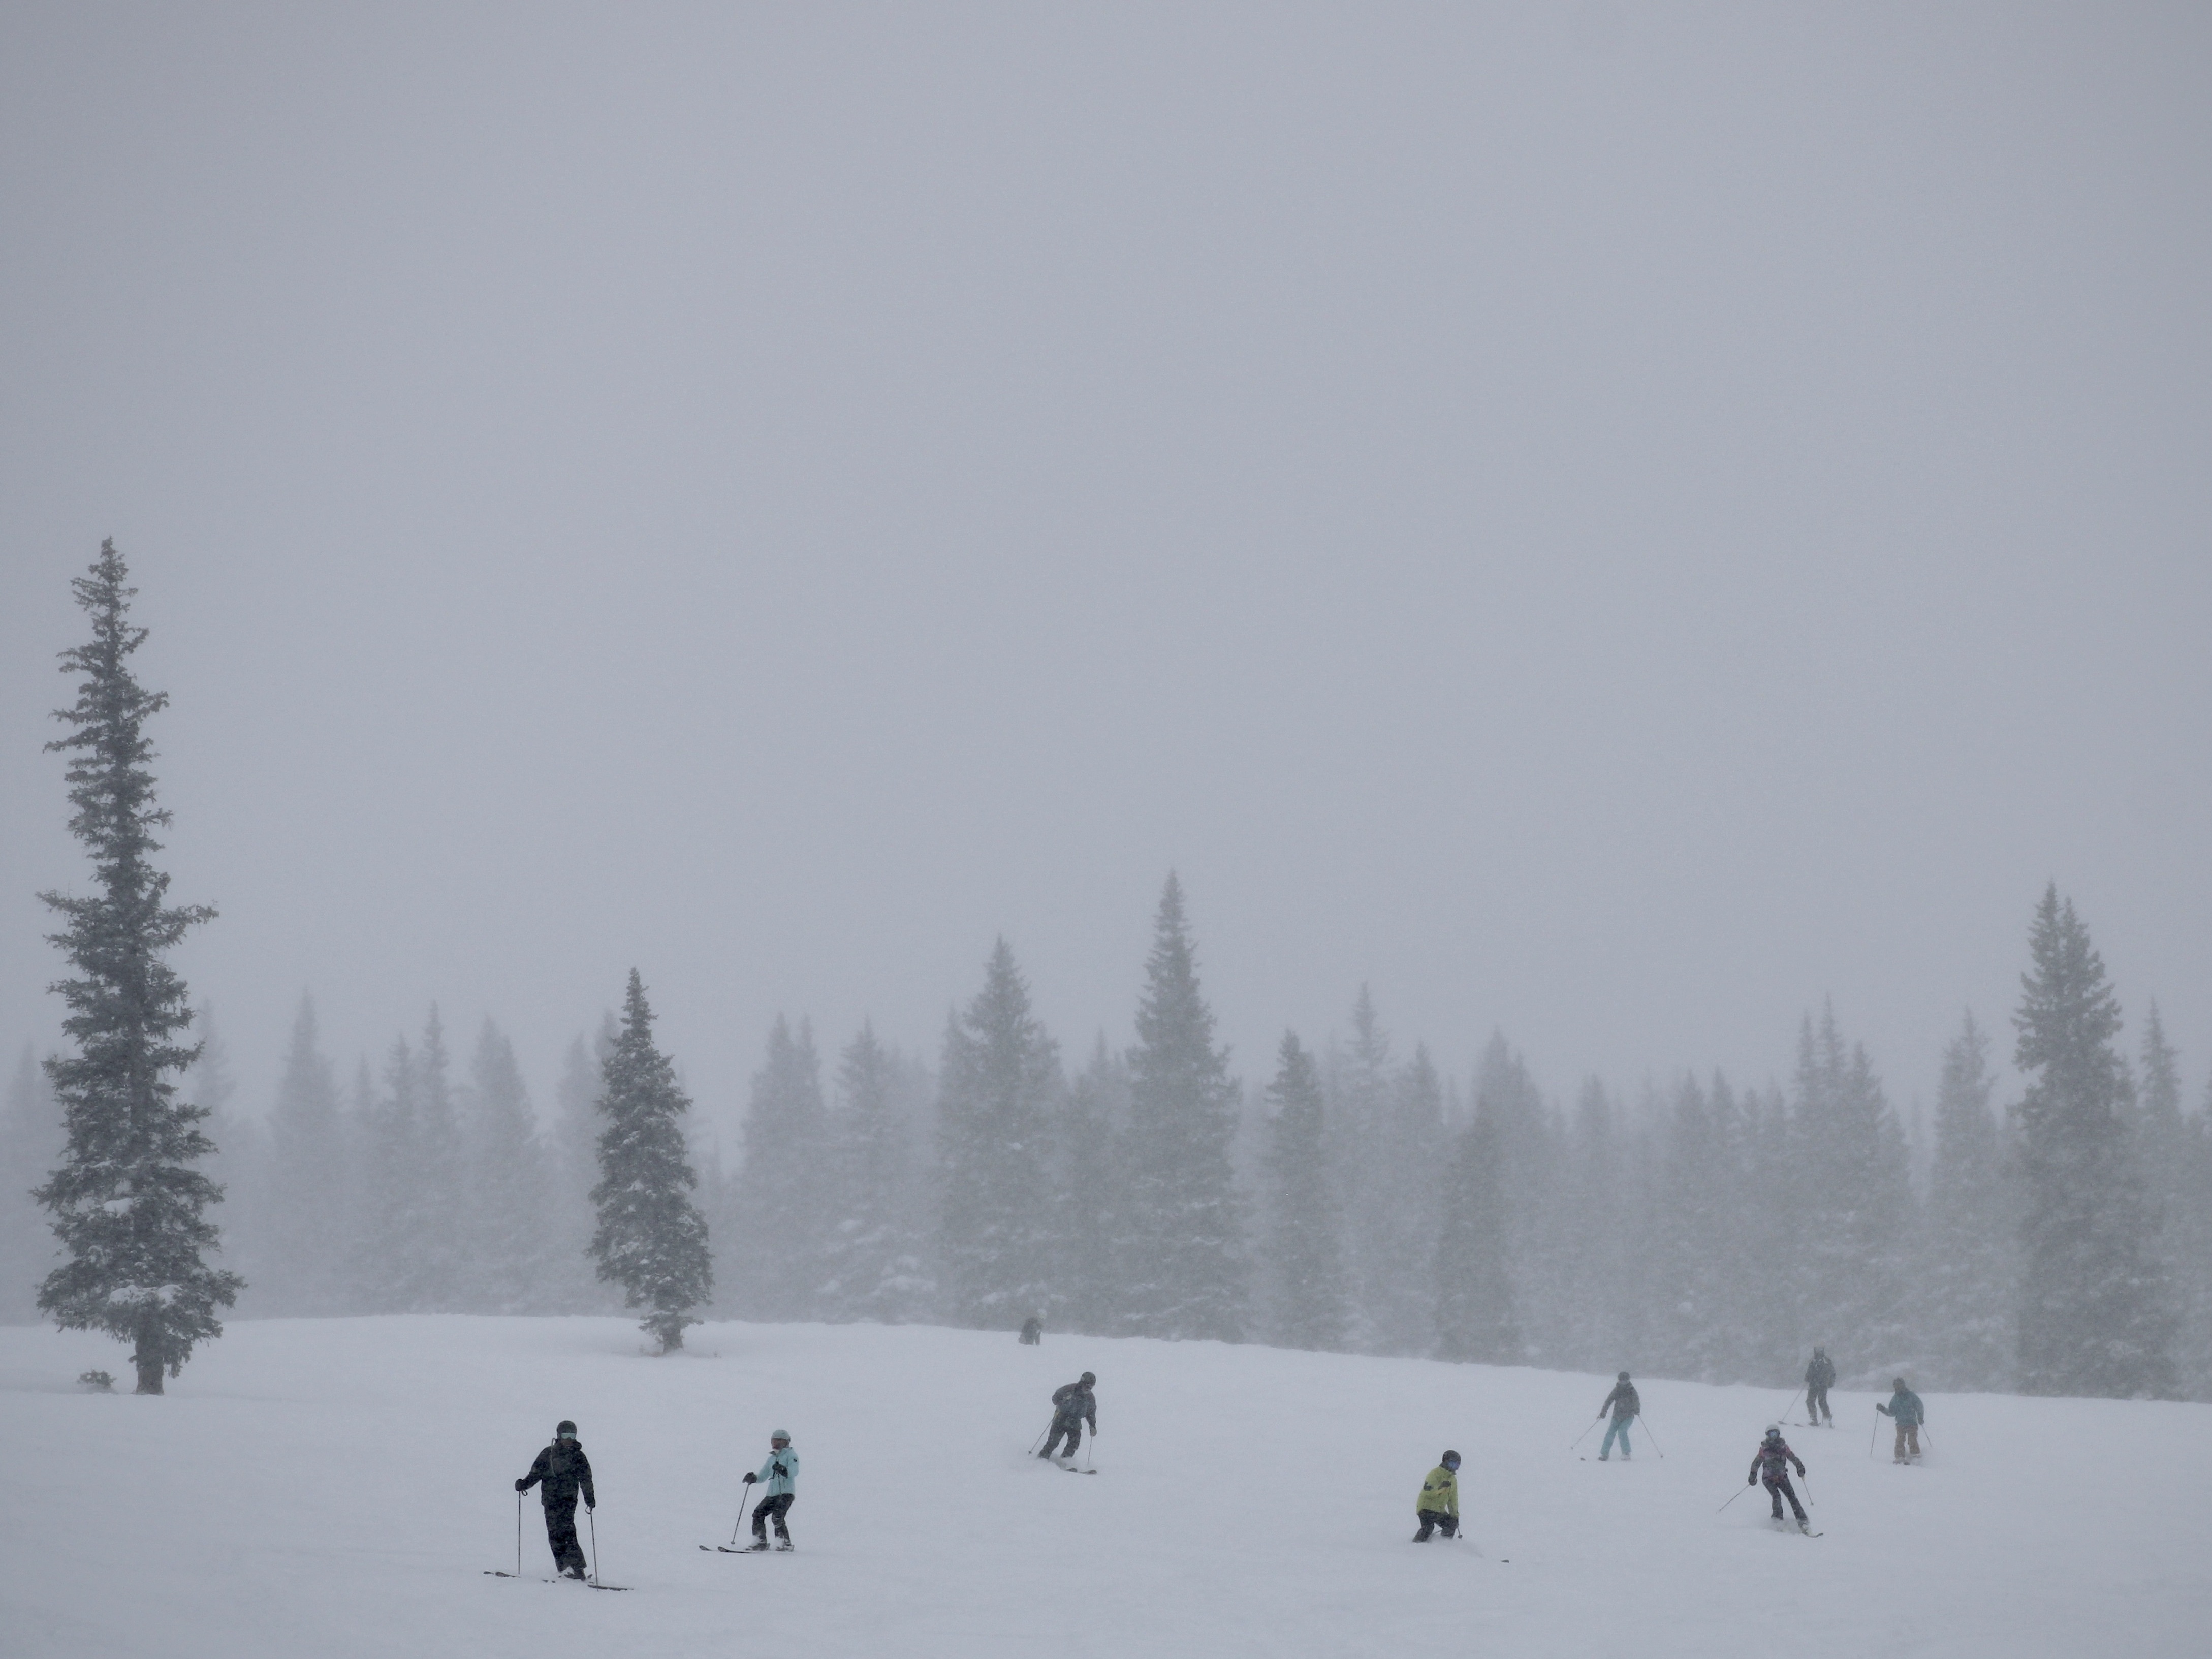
[1412,1450,1461,1541]
[1038,1371,1096,1461]
[739,1429,800,1550]
[1594,1371,1639,1460]
[515,1419,596,1579]
[1804,1348,1836,1426]
[1748,1424,1810,1531]
[1019,1313,1042,1346]
[1876,1377,1925,1463]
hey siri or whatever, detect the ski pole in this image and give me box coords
[1919,1425,1935,1453]
[516,1490,523,1578]
[1718,1482,1751,1513]
[1637,1416,1665,1459]
[1782,1389,1804,1425]
[1029,1420,1052,1457]
[1569,1416,1601,1451]
[1868,1409,1879,1460]
[588,1508,601,1586]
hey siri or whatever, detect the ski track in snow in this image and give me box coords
[2,1317,2206,1658]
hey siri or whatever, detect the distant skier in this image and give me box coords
[739,1429,799,1550]
[1019,1313,1042,1346]
[1412,1450,1461,1542]
[1804,1348,1836,1426]
[1038,1371,1097,1461]
[1594,1371,1639,1460]
[1876,1377,1925,1463]
[1748,1424,1810,1532]
[515,1419,596,1579]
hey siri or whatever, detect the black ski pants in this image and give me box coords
[542,1497,588,1576]
[1806,1386,1831,1423]
[752,1492,795,1540]
[1763,1475,1806,1522]
[1413,1509,1459,1541]
[1041,1416,1087,1458]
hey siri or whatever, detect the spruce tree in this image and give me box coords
[1331,986,1398,1352]
[359,1034,422,1312]
[1434,1104,1518,1363]
[729,1015,831,1320]
[258,996,351,1314]
[1917,1011,2015,1388]
[2012,887,2174,1396]
[552,1020,619,1310]
[465,1018,553,1313]
[589,972,713,1351]
[1120,876,1246,1341]
[1260,1031,1348,1351]
[34,541,241,1392]
[936,941,1058,1328]
[1049,1038,1127,1335]
[820,1021,929,1324]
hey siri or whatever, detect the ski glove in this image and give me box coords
[516,1479,529,1492]
[743,1473,757,1484]
[1748,1476,1757,1486]
[772,1463,788,1479]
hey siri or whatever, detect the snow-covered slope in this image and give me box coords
[4,1317,2205,1657]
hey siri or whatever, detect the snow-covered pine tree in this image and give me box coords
[413,1008,466,1309]
[589,971,713,1351]
[1259,1031,1348,1351]
[818,1021,930,1324]
[1049,1037,1127,1335]
[465,1018,554,1313]
[1553,1077,1642,1377]
[936,941,1058,1329]
[1789,1006,1913,1378]
[1330,986,1398,1353]
[257,995,352,1314]
[729,1015,831,1320]
[360,1034,422,1312]
[1433,1098,1517,1363]
[552,1020,619,1310]
[34,541,241,1392]
[1119,876,1246,1342]
[1651,1073,1746,1381]
[1915,1011,2015,1389]
[2012,887,2174,1397]
[0,1048,64,1322]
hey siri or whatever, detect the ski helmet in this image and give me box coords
[1893,1377,1907,1391]
[556,1420,577,1438]
[1441,1451,1461,1470]
[1617,1371,1630,1382]
[1764,1423,1781,1436]
[1081,1371,1095,1385]
[771,1429,790,1444]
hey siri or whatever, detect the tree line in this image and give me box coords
[9,543,2207,1398]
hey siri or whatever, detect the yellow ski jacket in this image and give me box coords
[1417,1464,1459,1517]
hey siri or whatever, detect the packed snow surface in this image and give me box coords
[4,1317,2207,1657]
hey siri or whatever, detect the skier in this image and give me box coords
[1876,1376,1925,1463]
[1019,1313,1042,1346]
[515,1419,596,1579]
[739,1429,800,1550]
[1412,1450,1461,1542]
[1804,1347,1836,1426]
[1038,1371,1097,1462]
[1748,1424,1810,1532]
[1594,1371,1639,1460]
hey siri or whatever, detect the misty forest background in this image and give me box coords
[4,868,2206,1399]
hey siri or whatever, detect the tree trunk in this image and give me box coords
[654,1316,685,1353]
[133,1353,165,1394]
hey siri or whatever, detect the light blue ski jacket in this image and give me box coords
[752,1446,799,1497]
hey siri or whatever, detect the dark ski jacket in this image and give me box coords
[1600,1381,1639,1420]
[1051,1381,1097,1430]
[1751,1436,1805,1483]
[1805,1354,1835,1390]
[1019,1317,1042,1345]
[1877,1387,1924,1426]
[520,1439,596,1509]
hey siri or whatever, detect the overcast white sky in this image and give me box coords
[4,3,2208,1141]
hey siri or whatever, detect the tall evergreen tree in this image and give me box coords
[589,971,713,1351]
[1119,876,1246,1341]
[360,1034,423,1312]
[1331,985,1399,1352]
[1259,1031,1348,1351]
[551,1019,619,1310]
[1,1048,64,1322]
[820,1021,930,1324]
[1916,1011,2015,1388]
[34,541,241,1392]
[412,1007,465,1310]
[2012,887,2173,1396]
[1049,1037,1126,1335]
[936,941,1058,1328]
[1434,1102,1518,1363]
[729,1015,831,1320]
[1651,1073,1748,1381]
[256,996,351,1315]
[464,1018,553,1313]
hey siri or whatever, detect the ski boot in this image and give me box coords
[774,1538,795,1552]
[742,1538,771,1552]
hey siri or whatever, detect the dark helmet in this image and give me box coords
[1080,1371,1096,1385]
[556,1420,577,1438]
[1893,1376,1907,1391]
[1617,1371,1630,1382]
[1441,1450,1461,1470]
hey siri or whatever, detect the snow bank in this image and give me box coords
[3,1317,2206,1657]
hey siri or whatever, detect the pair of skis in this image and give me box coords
[483,1570,631,1590]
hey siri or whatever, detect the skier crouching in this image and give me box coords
[515,1419,595,1579]
[1749,1424,1809,1532]
[740,1429,799,1551]
[1039,1371,1096,1461]
[1412,1450,1461,1541]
